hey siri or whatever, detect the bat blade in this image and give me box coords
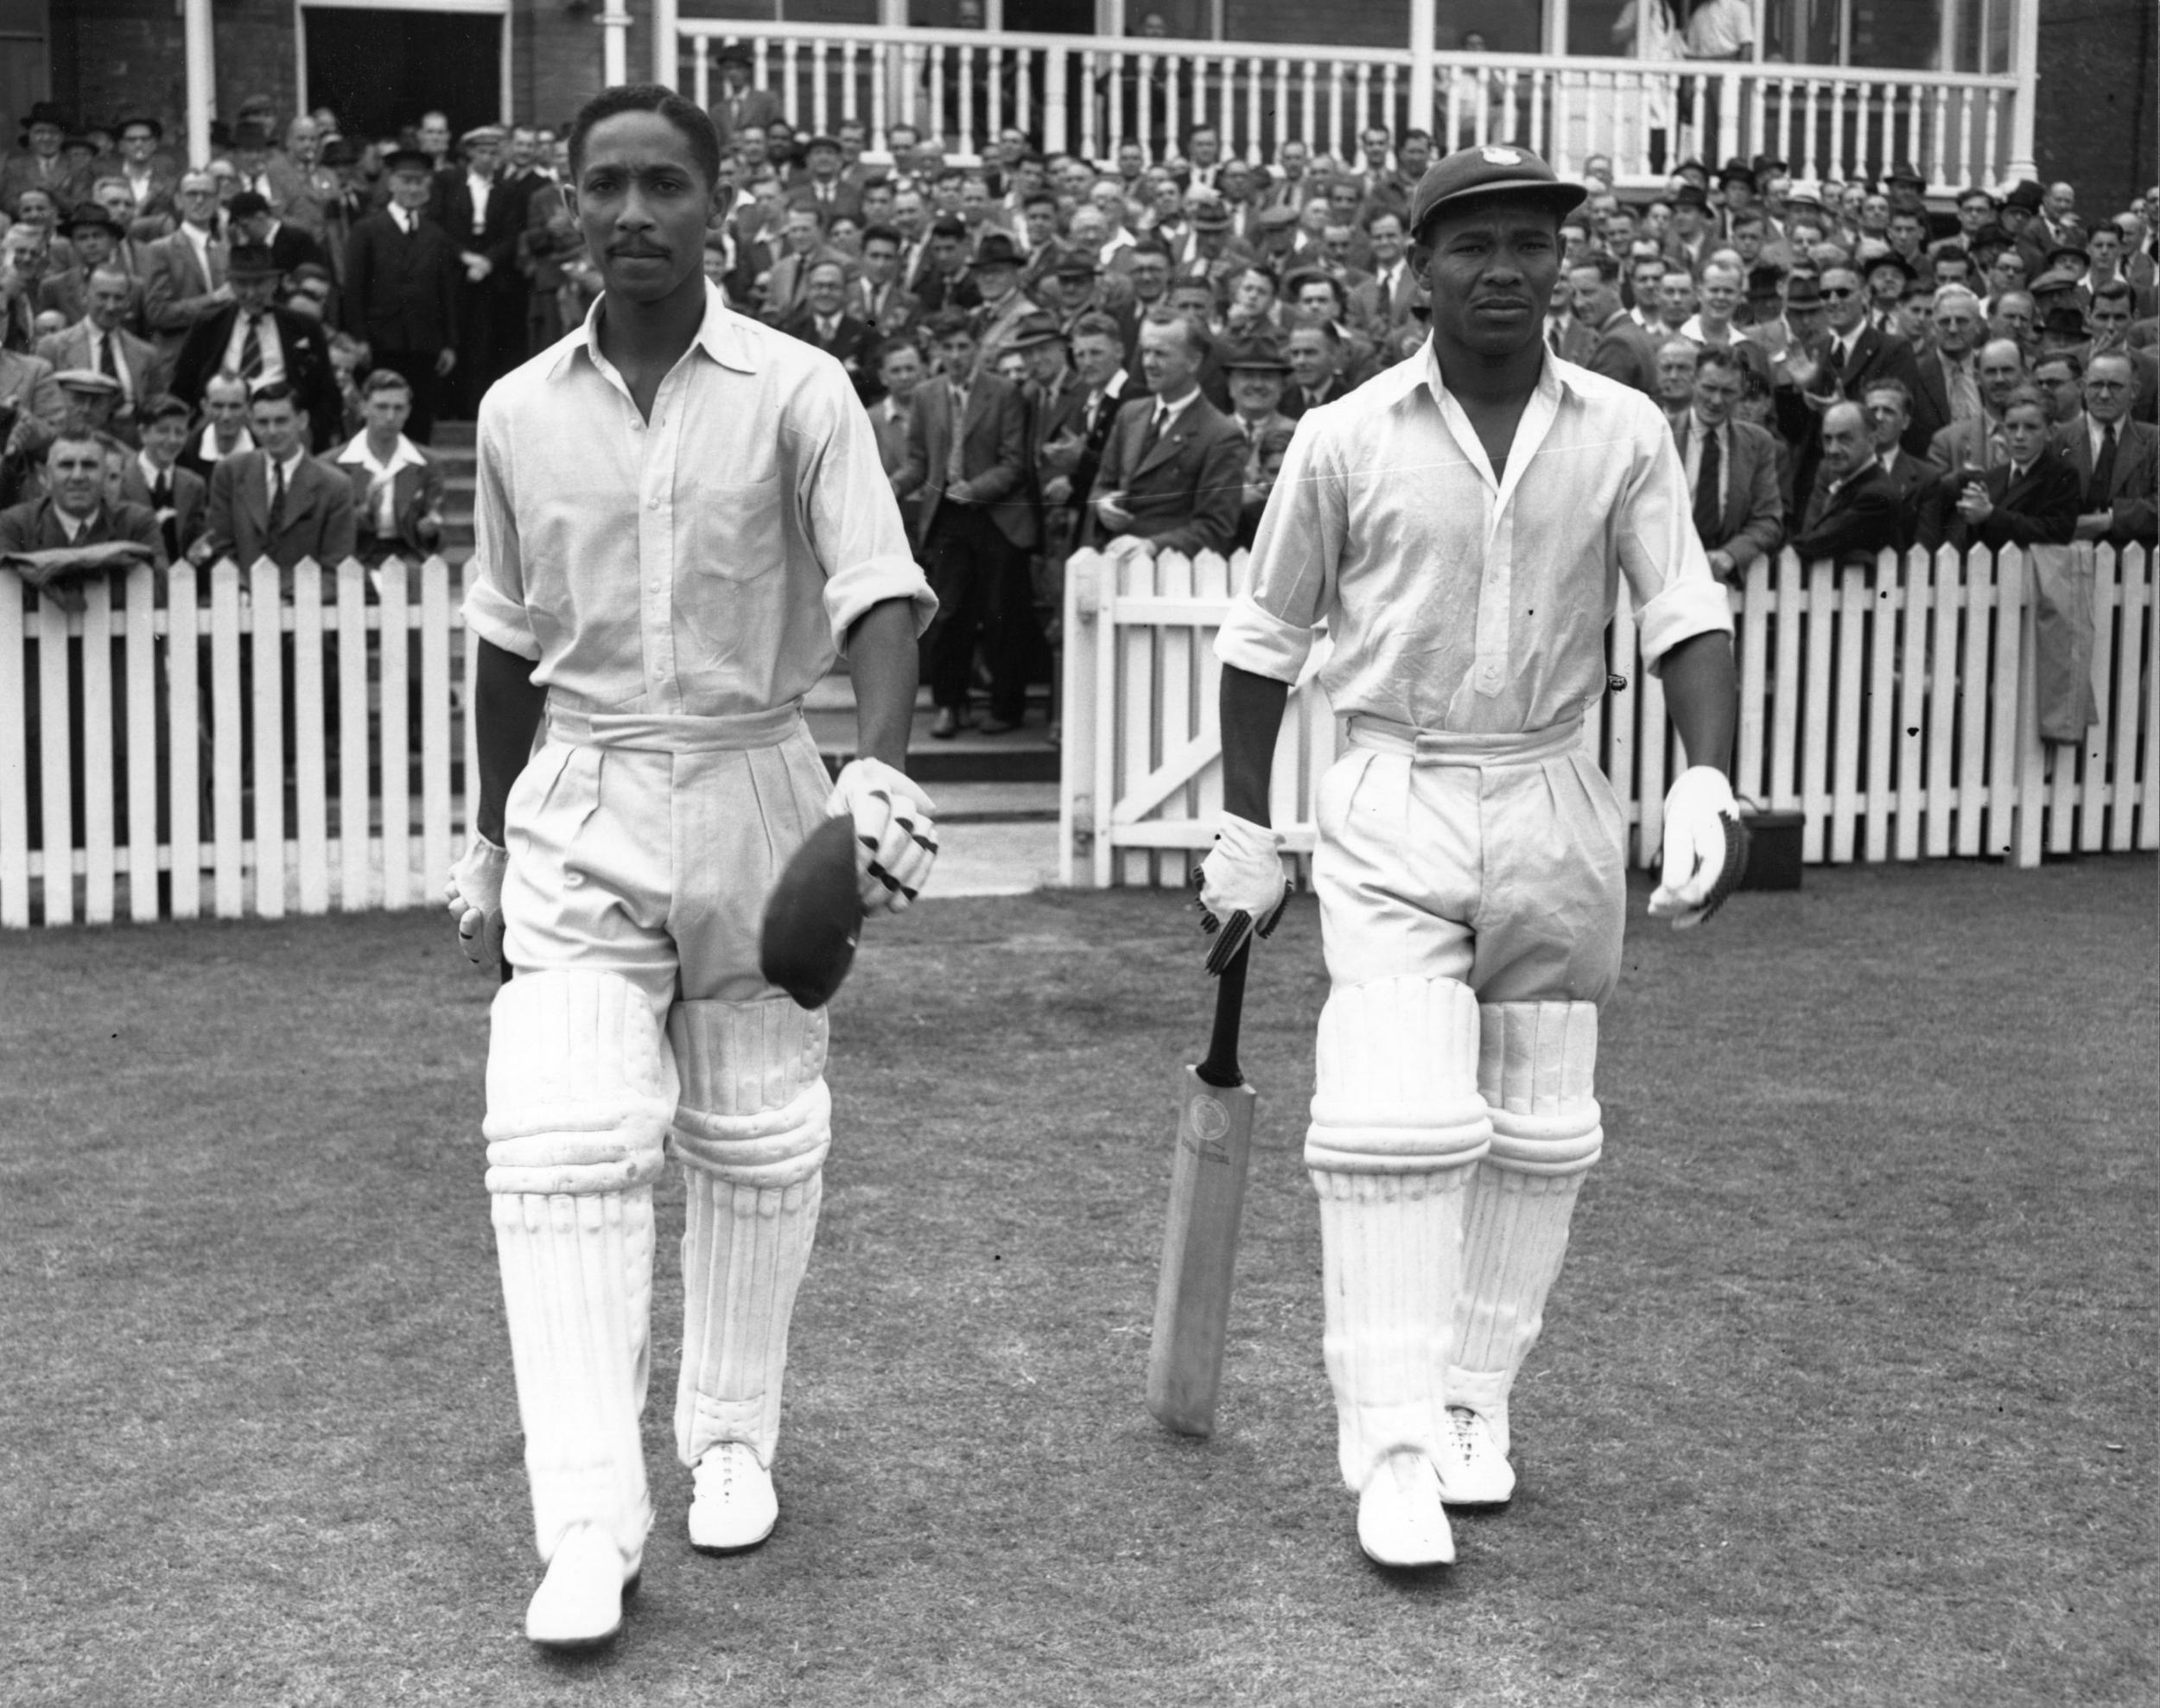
[1145,1064,1259,1438]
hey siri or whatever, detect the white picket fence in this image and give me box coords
[0,556,476,927]
[1058,543,2158,888]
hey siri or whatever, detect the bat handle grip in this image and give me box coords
[1197,943,1247,1089]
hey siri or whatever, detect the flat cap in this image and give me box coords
[1407,143,1585,241]
[1220,328,1293,371]
[380,146,435,175]
[2002,181,2044,213]
[54,367,124,397]
[1005,309,1066,348]
[2030,265,2084,295]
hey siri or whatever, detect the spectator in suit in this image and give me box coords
[1570,251,1661,397]
[2063,352,2158,548]
[779,257,877,399]
[36,267,162,441]
[1,103,87,220]
[263,116,340,244]
[759,205,841,326]
[896,312,1039,738]
[1927,337,2026,475]
[2087,283,2160,424]
[852,225,919,338]
[0,428,164,577]
[1943,386,2081,552]
[912,219,982,320]
[1220,331,1298,550]
[1680,346,1784,583]
[1861,379,1947,553]
[1282,314,1357,418]
[1014,311,1086,553]
[174,371,255,481]
[226,191,326,281]
[111,116,180,225]
[1058,312,1138,544]
[140,172,232,365]
[1656,337,1699,436]
[1789,402,1903,565]
[191,379,355,581]
[170,244,341,452]
[1349,209,1420,338]
[969,233,1040,376]
[785,137,861,224]
[35,205,137,327]
[116,392,207,562]
[706,41,785,150]
[334,368,445,563]
[1085,308,1243,561]
[435,127,524,414]
[866,336,924,540]
[340,148,460,442]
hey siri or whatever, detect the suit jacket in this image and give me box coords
[708,87,786,148]
[1678,416,1784,575]
[35,321,165,419]
[140,226,229,357]
[785,179,864,225]
[334,441,448,558]
[853,276,919,339]
[778,308,878,399]
[1066,372,1137,524]
[433,174,522,276]
[1590,310,1661,397]
[261,222,327,281]
[1927,416,2008,478]
[1348,265,1420,336]
[1789,460,1904,565]
[912,266,983,320]
[2055,418,2159,547]
[263,156,342,240]
[1941,445,2081,553]
[1907,347,1960,452]
[867,391,917,537]
[342,209,461,354]
[899,372,1036,551]
[172,304,341,452]
[35,267,146,331]
[1280,374,1353,422]
[761,247,849,325]
[203,450,357,579]
[1230,408,1298,548]
[1084,393,1245,557]
[1877,448,1948,555]
[117,456,209,562]
[0,497,166,573]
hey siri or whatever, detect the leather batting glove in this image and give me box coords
[445,834,508,970]
[1649,767,1748,930]
[829,758,938,914]
[1197,812,1289,968]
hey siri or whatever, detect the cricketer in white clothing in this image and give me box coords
[446,86,938,1649]
[1202,143,1741,1570]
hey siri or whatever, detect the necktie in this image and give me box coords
[1139,403,1169,461]
[240,314,264,383]
[153,472,177,558]
[1692,425,1723,543]
[98,330,119,382]
[268,460,287,536]
[944,386,969,492]
[2091,424,2119,505]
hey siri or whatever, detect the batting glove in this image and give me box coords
[829,758,938,914]
[1649,767,1749,930]
[1196,812,1290,970]
[445,834,509,970]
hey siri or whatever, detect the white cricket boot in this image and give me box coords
[1356,1450,1455,1568]
[1440,1404,1516,1508]
[688,1440,780,1554]
[524,1522,636,1650]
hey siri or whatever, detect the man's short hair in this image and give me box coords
[1287,311,1342,347]
[1571,250,1623,283]
[1142,305,1210,363]
[362,368,413,397]
[2093,279,2134,309]
[569,83,721,189]
[1861,377,1913,413]
[1127,238,1172,264]
[1999,383,2049,417]
[1361,205,1405,235]
[1696,346,1744,379]
[786,202,827,231]
[860,222,901,249]
[205,369,250,398]
[804,257,848,283]
[1069,312,1123,346]
[250,379,298,408]
[872,336,918,371]
[926,308,975,342]
[143,392,194,426]
[48,429,106,463]
[929,217,968,241]
[2034,349,2084,378]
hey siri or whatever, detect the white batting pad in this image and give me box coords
[1451,1001,1604,1457]
[1305,978,1493,1492]
[668,1000,833,1470]
[483,970,677,1570]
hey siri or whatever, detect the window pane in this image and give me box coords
[1849,0,1945,69]
[1762,0,1839,65]
[1570,0,1682,60]
[1439,0,1542,54]
[1225,0,1408,48]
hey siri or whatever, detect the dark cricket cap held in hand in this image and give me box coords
[1408,144,1586,242]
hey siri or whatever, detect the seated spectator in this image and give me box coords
[1790,400,1903,565]
[1656,337,1699,435]
[35,266,160,443]
[333,369,445,565]
[1928,336,2027,473]
[1681,346,1785,584]
[779,257,877,399]
[175,369,255,480]
[1861,379,1947,553]
[191,379,355,585]
[115,392,208,563]
[1943,384,2081,551]
[1282,313,1355,417]
[1219,330,1296,549]
[1083,309,1242,561]
[0,429,166,607]
[2064,351,2158,547]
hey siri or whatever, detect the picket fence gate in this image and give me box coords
[0,556,478,928]
[1057,543,2158,888]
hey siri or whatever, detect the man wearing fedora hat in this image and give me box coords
[3,103,88,218]
[227,191,327,283]
[1202,143,1739,1569]
[35,206,138,328]
[110,116,179,225]
[171,242,340,453]
[968,231,1039,375]
[707,41,785,149]
[340,148,461,444]
[1218,329,1297,549]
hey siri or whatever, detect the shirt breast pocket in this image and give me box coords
[684,472,786,582]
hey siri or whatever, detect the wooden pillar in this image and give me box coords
[1407,0,1435,137]
[2004,0,2040,184]
[184,0,215,168]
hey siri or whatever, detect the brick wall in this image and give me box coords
[2035,0,2157,213]
[517,0,606,129]
[54,0,295,140]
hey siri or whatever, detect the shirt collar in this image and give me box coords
[338,430,427,475]
[550,280,761,382]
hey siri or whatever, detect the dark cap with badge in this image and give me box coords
[1407,143,1586,244]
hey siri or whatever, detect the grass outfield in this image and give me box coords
[2,859,2152,1707]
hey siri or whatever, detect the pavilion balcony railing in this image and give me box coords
[672,20,2019,194]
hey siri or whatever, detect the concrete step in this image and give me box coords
[807,675,1059,784]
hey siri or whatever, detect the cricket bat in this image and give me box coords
[1146,940,1260,1438]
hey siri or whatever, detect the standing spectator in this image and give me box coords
[759,205,839,325]
[170,244,341,452]
[1789,400,1903,564]
[1084,309,1242,560]
[867,336,924,540]
[1910,284,1983,447]
[1349,210,1420,336]
[785,137,861,223]
[969,233,1039,373]
[1928,336,2026,473]
[226,191,326,280]
[111,116,179,225]
[851,225,918,337]
[1861,379,1947,553]
[174,371,254,481]
[912,219,982,318]
[1058,312,1137,544]
[37,206,137,327]
[316,139,373,292]
[1281,315,1354,417]
[1571,253,1661,395]
[435,126,524,415]
[141,171,232,365]
[3,222,54,352]
[117,392,207,562]
[342,149,461,443]
[705,42,784,149]
[36,267,161,440]
[778,257,876,399]
[2062,352,2157,547]
[897,312,1035,739]
[334,368,445,563]
[1017,310,1086,555]
[3,104,86,218]
[1220,330,1297,550]
[1656,337,1699,435]
[264,116,339,243]
[1680,346,1784,583]
[192,379,355,579]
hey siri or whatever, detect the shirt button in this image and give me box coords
[648,498,660,510]
[562,871,584,888]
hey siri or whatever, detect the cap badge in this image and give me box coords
[1481,146,1522,166]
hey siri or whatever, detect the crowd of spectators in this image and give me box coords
[3,73,2157,746]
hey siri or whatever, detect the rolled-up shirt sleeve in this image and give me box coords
[461,397,541,660]
[795,364,937,654]
[1618,410,1735,673]
[1215,413,1343,683]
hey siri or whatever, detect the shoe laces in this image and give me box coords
[1447,1406,1490,1454]
[696,1442,754,1498]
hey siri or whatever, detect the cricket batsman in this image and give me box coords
[443,85,937,1647]
[1200,145,1741,1568]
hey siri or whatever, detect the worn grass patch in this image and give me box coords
[2,858,2152,1706]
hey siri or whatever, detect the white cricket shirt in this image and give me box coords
[463,282,933,718]
[1216,343,1733,733]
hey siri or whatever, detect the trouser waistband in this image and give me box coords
[546,695,804,752]
[1344,714,1585,766]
